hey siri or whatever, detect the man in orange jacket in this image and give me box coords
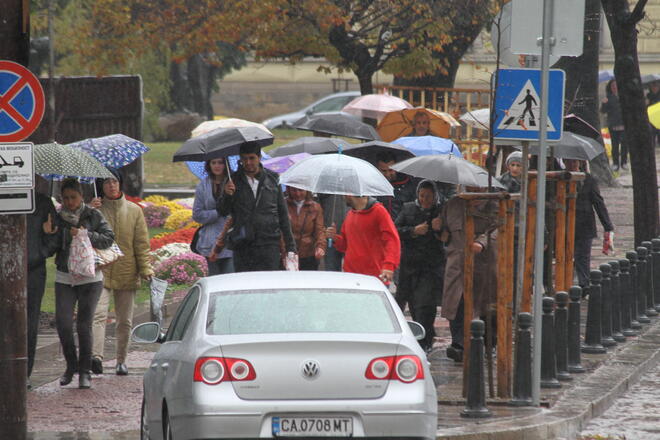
[326,195,401,284]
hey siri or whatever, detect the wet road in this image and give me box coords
[579,360,660,440]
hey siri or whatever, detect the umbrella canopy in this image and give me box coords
[377,108,460,142]
[34,142,114,179]
[173,126,273,162]
[391,154,504,189]
[191,118,272,138]
[516,131,605,161]
[459,108,490,130]
[268,137,350,157]
[262,152,312,174]
[342,94,413,120]
[185,152,271,179]
[342,140,415,163]
[67,134,149,169]
[648,102,660,130]
[279,154,393,196]
[392,136,463,158]
[641,74,660,85]
[563,114,601,140]
[292,113,380,140]
[598,70,614,83]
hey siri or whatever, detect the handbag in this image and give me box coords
[190,227,202,255]
[68,232,96,278]
[94,241,124,268]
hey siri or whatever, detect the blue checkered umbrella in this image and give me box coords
[67,134,150,168]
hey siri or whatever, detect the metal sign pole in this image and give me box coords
[532,0,554,406]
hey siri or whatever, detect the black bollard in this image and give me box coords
[652,239,660,313]
[599,264,616,347]
[461,319,491,418]
[567,286,586,373]
[554,292,572,381]
[641,241,658,317]
[541,297,561,388]
[582,270,606,354]
[510,313,533,406]
[608,261,626,342]
[635,247,651,324]
[619,258,639,336]
[626,251,643,330]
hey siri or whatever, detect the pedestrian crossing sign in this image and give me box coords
[493,68,565,142]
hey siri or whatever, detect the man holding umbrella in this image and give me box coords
[374,151,418,221]
[219,143,297,271]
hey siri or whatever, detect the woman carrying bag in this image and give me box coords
[192,158,234,274]
[44,178,115,389]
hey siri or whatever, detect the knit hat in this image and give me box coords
[106,167,123,185]
[506,151,523,167]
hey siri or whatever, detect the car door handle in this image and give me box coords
[161,362,169,371]
[150,362,158,370]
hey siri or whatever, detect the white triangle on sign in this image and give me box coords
[496,80,555,132]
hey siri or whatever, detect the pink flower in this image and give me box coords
[154,252,208,285]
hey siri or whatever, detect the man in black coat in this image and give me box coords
[375,151,418,221]
[395,180,446,352]
[566,159,614,294]
[219,143,296,272]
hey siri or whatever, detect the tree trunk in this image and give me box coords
[554,0,616,187]
[601,0,658,245]
[355,69,374,95]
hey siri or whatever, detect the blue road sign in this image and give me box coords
[493,68,565,142]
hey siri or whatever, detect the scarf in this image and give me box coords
[60,204,84,226]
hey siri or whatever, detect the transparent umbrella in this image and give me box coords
[279,154,393,196]
[34,142,114,179]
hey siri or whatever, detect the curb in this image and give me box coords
[435,318,660,440]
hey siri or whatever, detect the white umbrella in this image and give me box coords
[459,108,490,130]
[342,93,413,120]
[191,118,272,138]
[279,154,393,196]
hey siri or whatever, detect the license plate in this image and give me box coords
[272,416,353,437]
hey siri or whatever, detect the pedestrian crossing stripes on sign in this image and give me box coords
[493,68,565,142]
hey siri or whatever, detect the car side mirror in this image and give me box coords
[306,109,314,115]
[407,321,426,341]
[132,322,165,343]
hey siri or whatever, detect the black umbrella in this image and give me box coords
[268,136,349,157]
[292,113,381,140]
[342,140,415,163]
[517,131,604,161]
[172,126,273,162]
[563,114,601,141]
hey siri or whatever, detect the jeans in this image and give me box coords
[233,244,281,272]
[207,257,235,276]
[27,263,47,377]
[93,288,135,364]
[55,281,103,373]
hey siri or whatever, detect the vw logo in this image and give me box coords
[301,360,320,380]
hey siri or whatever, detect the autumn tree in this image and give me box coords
[600,0,658,244]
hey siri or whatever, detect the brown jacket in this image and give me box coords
[439,196,498,321]
[286,198,326,259]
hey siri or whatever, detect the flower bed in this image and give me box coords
[154,252,208,284]
[150,227,197,251]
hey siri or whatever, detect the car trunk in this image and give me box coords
[220,335,403,400]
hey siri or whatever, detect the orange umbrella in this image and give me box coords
[377,108,461,142]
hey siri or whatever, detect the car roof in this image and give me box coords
[197,271,385,294]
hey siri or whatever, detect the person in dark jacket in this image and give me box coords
[565,159,614,294]
[395,180,446,352]
[498,151,522,193]
[26,184,58,389]
[374,151,418,221]
[600,80,627,170]
[44,178,115,389]
[219,143,296,272]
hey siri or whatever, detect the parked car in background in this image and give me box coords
[132,271,437,440]
[262,91,360,129]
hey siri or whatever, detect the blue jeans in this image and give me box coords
[207,257,234,276]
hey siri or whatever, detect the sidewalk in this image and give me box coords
[27,164,660,440]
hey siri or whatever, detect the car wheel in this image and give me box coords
[163,407,174,440]
[140,399,150,440]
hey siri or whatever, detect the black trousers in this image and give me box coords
[397,267,442,350]
[233,244,281,272]
[299,256,319,271]
[27,263,47,377]
[55,281,103,373]
[449,297,465,348]
[574,237,593,289]
[610,130,628,167]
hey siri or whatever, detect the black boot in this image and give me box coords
[79,372,91,389]
[60,369,75,386]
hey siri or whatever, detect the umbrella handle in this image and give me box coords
[225,157,233,183]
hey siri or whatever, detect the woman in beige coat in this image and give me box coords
[91,170,153,375]
[439,191,498,362]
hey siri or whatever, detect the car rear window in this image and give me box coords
[206,289,399,335]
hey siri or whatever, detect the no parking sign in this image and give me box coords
[0,60,45,142]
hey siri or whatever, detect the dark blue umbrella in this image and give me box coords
[392,136,462,158]
[67,134,150,168]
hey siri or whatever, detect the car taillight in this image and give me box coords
[365,355,424,382]
[194,357,256,384]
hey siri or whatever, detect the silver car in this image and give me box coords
[261,91,360,129]
[133,271,437,439]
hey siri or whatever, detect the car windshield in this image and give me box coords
[311,96,354,113]
[206,289,399,335]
